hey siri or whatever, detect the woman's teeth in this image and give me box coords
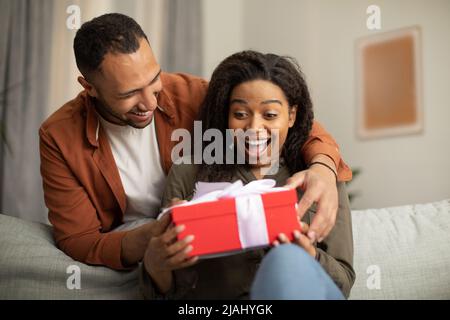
[247,139,269,147]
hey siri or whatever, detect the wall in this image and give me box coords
[201,0,244,79]
[203,0,450,209]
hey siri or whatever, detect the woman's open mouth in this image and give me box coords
[244,137,271,160]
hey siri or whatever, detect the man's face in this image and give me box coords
[89,38,162,129]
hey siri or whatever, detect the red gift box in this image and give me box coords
[171,188,301,258]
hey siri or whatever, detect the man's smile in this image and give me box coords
[127,109,153,123]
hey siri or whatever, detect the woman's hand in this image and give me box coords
[143,199,198,293]
[144,223,198,275]
[273,222,317,258]
[143,222,198,293]
[144,199,197,275]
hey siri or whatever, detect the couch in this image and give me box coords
[1,199,449,300]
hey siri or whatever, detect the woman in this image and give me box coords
[140,51,355,300]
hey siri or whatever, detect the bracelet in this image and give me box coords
[308,161,338,182]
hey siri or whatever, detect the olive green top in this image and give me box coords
[140,162,355,299]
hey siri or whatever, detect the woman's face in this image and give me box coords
[228,79,297,168]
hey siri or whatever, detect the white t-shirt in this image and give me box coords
[98,115,166,230]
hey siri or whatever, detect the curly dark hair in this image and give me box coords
[196,50,314,182]
[74,13,148,79]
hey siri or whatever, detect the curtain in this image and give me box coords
[0,0,203,224]
[0,0,54,223]
[162,0,203,75]
[48,0,115,119]
[47,0,203,115]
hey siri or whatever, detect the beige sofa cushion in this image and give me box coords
[0,214,141,299]
[349,199,450,299]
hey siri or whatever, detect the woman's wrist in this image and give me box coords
[145,263,173,294]
[314,247,320,261]
[121,223,154,267]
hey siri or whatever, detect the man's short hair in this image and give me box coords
[74,13,148,78]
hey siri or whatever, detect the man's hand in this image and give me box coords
[284,155,338,243]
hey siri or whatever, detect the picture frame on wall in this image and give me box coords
[355,26,423,139]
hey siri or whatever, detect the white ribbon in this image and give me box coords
[159,179,288,249]
[235,193,269,249]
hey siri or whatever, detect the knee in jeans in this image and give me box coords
[268,243,312,263]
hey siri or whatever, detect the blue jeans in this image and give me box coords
[250,244,345,300]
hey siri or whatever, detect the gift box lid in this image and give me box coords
[172,188,298,222]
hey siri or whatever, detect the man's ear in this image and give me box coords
[77,76,99,98]
[288,105,298,128]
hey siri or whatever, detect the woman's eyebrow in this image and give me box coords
[261,99,282,105]
[230,98,248,105]
[230,99,282,105]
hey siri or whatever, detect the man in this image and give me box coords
[39,13,351,270]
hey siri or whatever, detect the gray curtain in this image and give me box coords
[162,0,203,76]
[0,0,203,224]
[0,0,53,223]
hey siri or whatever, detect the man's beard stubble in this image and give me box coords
[92,96,146,129]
